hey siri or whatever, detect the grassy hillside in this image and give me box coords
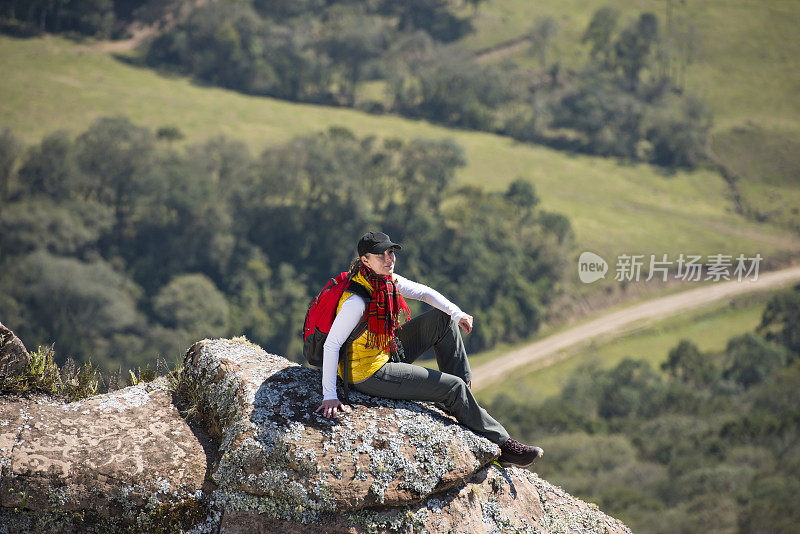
[460,0,800,232]
[711,125,800,232]
[475,288,781,403]
[461,0,800,133]
[2,35,798,281]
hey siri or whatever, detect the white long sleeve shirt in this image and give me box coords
[321,273,466,401]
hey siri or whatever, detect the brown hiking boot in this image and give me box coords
[497,438,543,468]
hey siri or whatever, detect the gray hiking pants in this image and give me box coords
[352,308,510,445]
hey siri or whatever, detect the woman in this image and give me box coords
[315,231,543,467]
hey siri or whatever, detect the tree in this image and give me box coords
[156,126,185,143]
[317,13,391,105]
[537,211,573,245]
[553,70,646,159]
[247,128,382,286]
[407,50,522,130]
[74,117,156,250]
[739,474,800,534]
[722,333,789,389]
[397,138,466,208]
[662,339,716,386]
[582,7,620,65]
[505,178,540,220]
[646,95,711,168]
[7,251,145,365]
[125,149,235,292]
[228,256,276,351]
[144,3,331,100]
[258,20,320,101]
[380,0,472,42]
[750,361,800,435]
[2,0,116,37]
[251,0,325,20]
[0,198,112,257]
[598,359,662,419]
[384,31,435,108]
[2,121,573,370]
[528,16,559,68]
[0,128,22,201]
[152,273,230,341]
[757,284,800,357]
[185,135,255,213]
[267,263,311,359]
[16,130,78,200]
[613,13,659,90]
[427,183,568,351]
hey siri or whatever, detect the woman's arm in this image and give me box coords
[393,273,467,324]
[315,294,365,418]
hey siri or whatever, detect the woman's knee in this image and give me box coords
[435,308,454,326]
[442,375,469,405]
[432,308,459,338]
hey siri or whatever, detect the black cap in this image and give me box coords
[358,231,402,257]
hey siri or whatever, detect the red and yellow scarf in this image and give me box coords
[358,263,411,352]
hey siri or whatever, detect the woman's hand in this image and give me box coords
[315,398,352,419]
[458,314,474,334]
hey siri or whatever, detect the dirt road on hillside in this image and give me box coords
[471,264,800,391]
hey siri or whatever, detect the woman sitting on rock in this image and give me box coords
[315,231,543,468]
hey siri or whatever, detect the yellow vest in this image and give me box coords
[336,271,392,383]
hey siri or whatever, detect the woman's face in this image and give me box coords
[361,248,396,277]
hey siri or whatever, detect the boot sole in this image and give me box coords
[497,450,543,468]
[497,458,539,468]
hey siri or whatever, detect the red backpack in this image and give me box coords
[302,273,371,395]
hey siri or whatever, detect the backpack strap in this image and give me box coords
[346,280,372,302]
[339,280,371,402]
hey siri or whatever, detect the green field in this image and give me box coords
[459,0,800,234]
[460,0,800,135]
[474,289,780,404]
[2,35,798,284]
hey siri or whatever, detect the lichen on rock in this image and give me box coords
[0,321,30,380]
[1,336,634,533]
[0,377,208,532]
[181,338,499,521]
[184,338,631,534]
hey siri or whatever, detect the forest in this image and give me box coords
[2,0,710,168]
[0,119,572,371]
[486,285,800,533]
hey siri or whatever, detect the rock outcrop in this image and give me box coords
[0,337,633,533]
[0,322,30,379]
[182,338,498,512]
[0,379,209,532]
